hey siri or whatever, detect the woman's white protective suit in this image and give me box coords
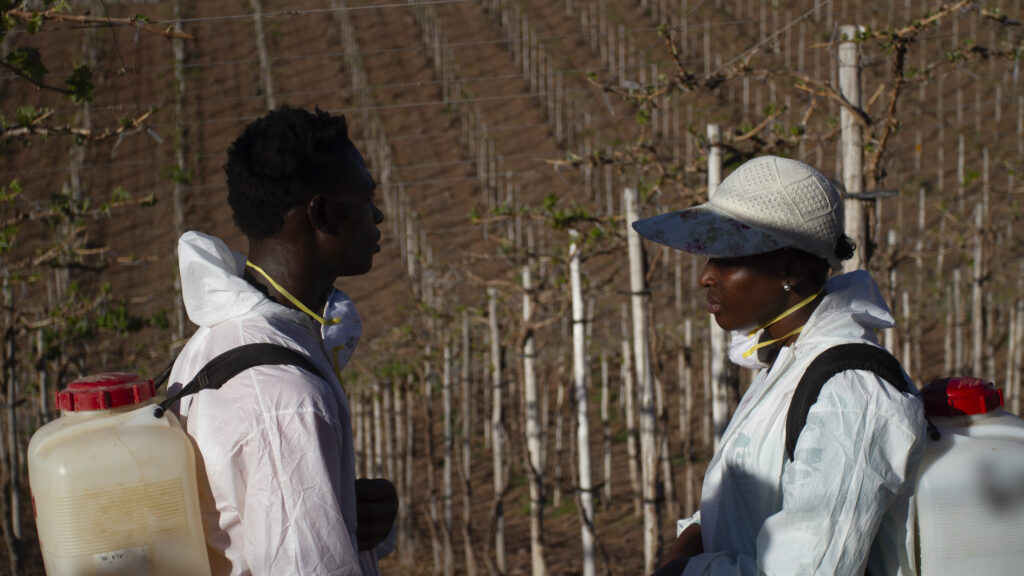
[169,231,381,576]
[679,270,926,576]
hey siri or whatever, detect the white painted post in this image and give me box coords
[1013,292,1023,415]
[522,264,547,576]
[621,304,641,515]
[442,343,454,576]
[404,376,416,562]
[972,205,984,375]
[569,230,595,576]
[249,0,275,109]
[488,287,506,574]
[601,354,612,510]
[885,230,899,355]
[373,384,383,477]
[954,268,964,374]
[460,313,478,576]
[839,25,867,272]
[624,188,659,573]
[707,124,729,450]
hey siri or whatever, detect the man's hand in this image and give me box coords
[651,523,703,576]
[355,478,398,551]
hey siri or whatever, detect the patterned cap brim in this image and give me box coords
[631,203,789,258]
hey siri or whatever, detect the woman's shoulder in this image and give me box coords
[788,337,924,427]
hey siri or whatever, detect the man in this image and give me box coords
[169,107,395,575]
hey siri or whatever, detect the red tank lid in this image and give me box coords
[921,377,1004,417]
[55,373,155,412]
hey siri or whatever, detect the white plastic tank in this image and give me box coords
[28,373,211,576]
[913,377,1024,576]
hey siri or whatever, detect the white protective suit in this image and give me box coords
[169,231,381,576]
[679,271,926,576]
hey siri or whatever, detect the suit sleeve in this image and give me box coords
[239,393,362,576]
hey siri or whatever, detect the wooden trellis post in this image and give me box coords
[971,205,984,376]
[3,277,22,576]
[460,313,479,576]
[424,352,442,574]
[620,304,641,515]
[172,0,189,343]
[707,124,729,450]
[393,377,408,558]
[488,287,507,575]
[1012,286,1023,415]
[569,229,596,576]
[601,353,611,511]
[624,187,659,573]
[521,262,547,576]
[839,25,868,272]
[373,383,384,478]
[403,375,416,563]
[249,0,275,110]
[442,342,454,576]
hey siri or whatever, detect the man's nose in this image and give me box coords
[372,202,384,224]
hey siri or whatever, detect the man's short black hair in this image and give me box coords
[225,106,356,239]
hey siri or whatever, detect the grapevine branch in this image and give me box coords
[0,60,74,96]
[0,108,155,142]
[0,192,157,229]
[3,9,194,40]
[575,0,1021,193]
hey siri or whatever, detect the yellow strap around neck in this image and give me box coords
[742,325,805,359]
[746,288,823,338]
[741,288,823,360]
[246,260,341,326]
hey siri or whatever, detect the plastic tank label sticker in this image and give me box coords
[93,545,152,575]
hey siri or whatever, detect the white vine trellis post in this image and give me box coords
[521,260,547,576]
[706,124,729,451]
[624,187,658,572]
[460,313,479,576]
[488,286,507,575]
[839,24,868,273]
[569,229,596,576]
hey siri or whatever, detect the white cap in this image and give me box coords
[632,156,845,270]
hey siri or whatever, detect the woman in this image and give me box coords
[633,156,926,575]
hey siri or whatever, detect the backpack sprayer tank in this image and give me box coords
[914,377,1024,575]
[27,373,211,576]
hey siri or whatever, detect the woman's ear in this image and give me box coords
[781,250,826,294]
[780,250,808,290]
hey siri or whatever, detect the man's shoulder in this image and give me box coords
[173,320,337,416]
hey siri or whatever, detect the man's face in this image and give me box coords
[319,145,383,277]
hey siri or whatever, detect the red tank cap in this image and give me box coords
[921,377,1003,417]
[55,373,155,412]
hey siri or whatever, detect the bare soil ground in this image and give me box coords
[2,0,1022,574]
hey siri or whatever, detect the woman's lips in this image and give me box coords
[706,298,721,314]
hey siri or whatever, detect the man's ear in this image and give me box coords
[307,194,342,234]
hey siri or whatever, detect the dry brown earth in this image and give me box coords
[2,0,1022,574]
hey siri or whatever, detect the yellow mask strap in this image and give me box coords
[746,288,823,338]
[246,260,342,326]
[742,325,804,359]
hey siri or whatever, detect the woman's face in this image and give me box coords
[699,252,791,332]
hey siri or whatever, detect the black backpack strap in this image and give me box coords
[153,343,326,418]
[785,343,912,462]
